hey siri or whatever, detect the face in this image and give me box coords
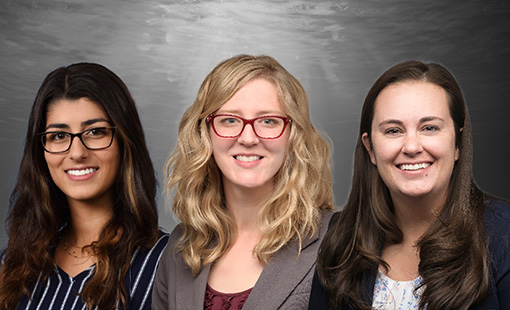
[210,78,290,193]
[44,97,120,206]
[362,81,459,202]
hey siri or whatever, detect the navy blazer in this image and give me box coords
[308,198,510,309]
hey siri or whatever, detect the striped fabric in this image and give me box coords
[17,231,169,310]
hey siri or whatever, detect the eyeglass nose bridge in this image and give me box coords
[238,118,259,138]
[66,132,89,152]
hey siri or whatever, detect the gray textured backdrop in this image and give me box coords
[1,0,509,248]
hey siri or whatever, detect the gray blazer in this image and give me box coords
[152,210,333,310]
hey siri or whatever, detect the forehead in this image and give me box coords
[373,81,450,122]
[219,78,284,114]
[46,97,109,124]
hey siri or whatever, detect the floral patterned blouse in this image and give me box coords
[204,284,253,310]
[372,268,425,310]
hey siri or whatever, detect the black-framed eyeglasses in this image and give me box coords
[39,127,117,153]
[207,114,291,139]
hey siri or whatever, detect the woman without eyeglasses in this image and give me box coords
[309,60,510,309]
[152,54,335,310]
[0,63,169,309]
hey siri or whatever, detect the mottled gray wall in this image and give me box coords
[1,0,509,247]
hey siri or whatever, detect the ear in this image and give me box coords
[362,133,377,165]
[454,127,463,161]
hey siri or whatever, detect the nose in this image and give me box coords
[401,133,423,155]
[237,123,260,146]
[68,136,89,160]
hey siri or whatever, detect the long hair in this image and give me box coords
[165,54,334,275]
[317,60,488,309]
[0,63,159,309]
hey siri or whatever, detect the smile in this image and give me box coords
[235,155,262,162]
[398,163,431,171]
[66,168,98,176]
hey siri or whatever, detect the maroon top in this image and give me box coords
[204,284,253,310]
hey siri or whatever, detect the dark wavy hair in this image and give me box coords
[0,63,159,309]
[316,60,488,309]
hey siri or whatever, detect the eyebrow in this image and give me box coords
[378,116,445,127]
[217,110,285,116]
[45,118,111,130]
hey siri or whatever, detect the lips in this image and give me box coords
[66,167,98,176]
[234,155,263,162]
[398,163,431,171]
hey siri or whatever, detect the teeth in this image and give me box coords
[67,168,97,176]
[399,163,430,171]
[235,155,261,162]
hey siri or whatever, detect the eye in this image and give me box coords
[258,117,282,127]
[384,128,402,136]
[423,125,439,132]
[218,116,242,126]
[85,127,108,137]
[47,132,70,142]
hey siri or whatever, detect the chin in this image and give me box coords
[400,188,434,199]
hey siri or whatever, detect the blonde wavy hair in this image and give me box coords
[165,54,334,275]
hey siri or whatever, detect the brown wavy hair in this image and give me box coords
[165,54,334,276]
[0,63,159,309]
[316,60,488,309]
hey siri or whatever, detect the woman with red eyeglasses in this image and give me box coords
[152,55,334,310]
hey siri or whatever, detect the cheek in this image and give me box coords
[43,154,64,189]
[107,150,121,175]
[44,153,59,174]
[210,137,230,155]
[266,139,289,165]
[370,140,392,164]
[111,154,121,175]
[426,137,456,159]
[100,142,121,178]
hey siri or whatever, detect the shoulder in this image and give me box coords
[328,211,341,228]
[484,197,510,224]
[484,198,510,282]
[143,229,170,255]
[159,224,184,261]
[484,197,510,239]
[128,229,170,280]
[168,224,184,246]
[321,209,335,224]
[124,230,169,309]
[129,229,170,272]
[153,225,208,310]
[309,269,330,310]
[319,210,335,236]
[307,211,341,310]
[156,224,187,272]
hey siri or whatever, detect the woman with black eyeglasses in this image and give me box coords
[0,63,168,309]
[152,54,334,310]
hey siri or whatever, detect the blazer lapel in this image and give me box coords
[193,264,210,309]
[175,259,210,309]
[243,211,333,309]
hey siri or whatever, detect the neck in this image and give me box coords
[391,191,447,244]
[66,197,114,247]
[223,181,271,233]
